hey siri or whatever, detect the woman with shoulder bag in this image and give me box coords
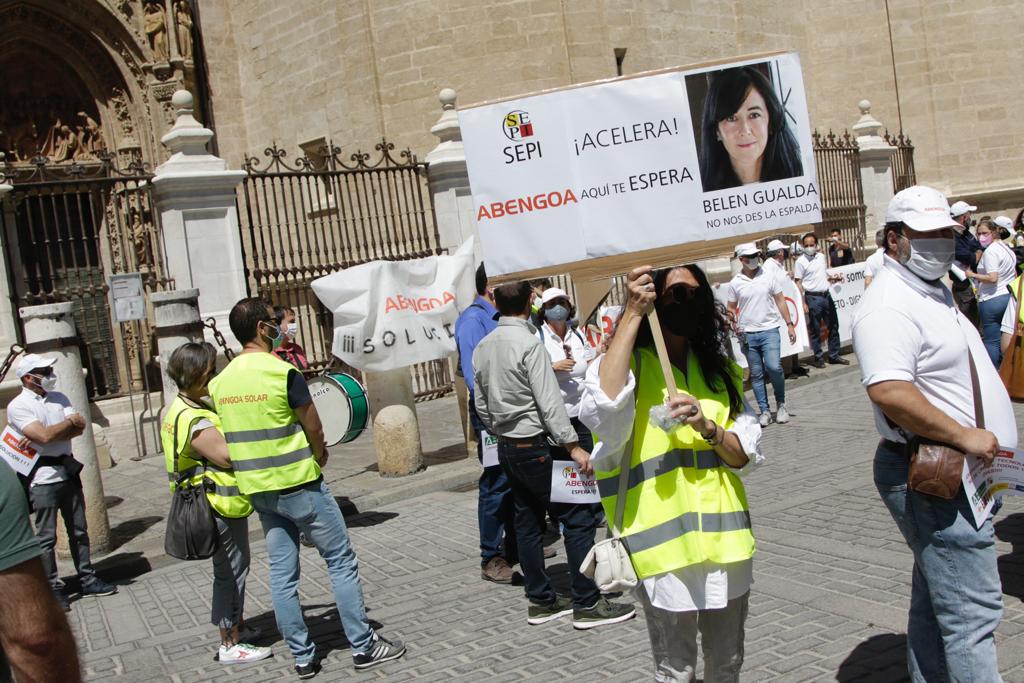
[161,342,272,665]
[579,264,764,682]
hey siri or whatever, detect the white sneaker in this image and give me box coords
[776,404,790,424]
[758,411,771,427]
[218,642,273,664]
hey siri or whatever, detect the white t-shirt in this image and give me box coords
[726,267,784,332]
[976,241,1017,302]
[535,322,596,418]
[852,257,1017,448]
[1001,298,1018,335]
[6,388,74,486]
[762,257,789,284]
[864,248,885,279]
[794,252,831,292]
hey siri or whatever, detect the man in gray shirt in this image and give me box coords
[474,281,635,630]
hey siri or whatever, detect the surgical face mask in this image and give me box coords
[545,304,570,322]
[802,245,817,257]
[899,235,955,282]
[285,323,298,338]
[743,256,762,270]
[262,322,284,350]
[31,373,57,392]
[978,233,993,248]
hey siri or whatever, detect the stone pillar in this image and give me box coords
[0,166,20,350]
[853,100,898,247]
[20,302,110,552]
[151,288,203,407]
[425,88,480,261]
[152,91,247,351]
[363,369,424,476]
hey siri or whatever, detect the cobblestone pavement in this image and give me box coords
[67,366,1024,681]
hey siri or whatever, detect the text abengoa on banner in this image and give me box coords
[459,51,822,280]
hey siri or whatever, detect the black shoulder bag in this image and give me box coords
[164,407,219,560]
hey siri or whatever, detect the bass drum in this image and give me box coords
[307,373,369,446]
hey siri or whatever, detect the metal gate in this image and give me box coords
[885,131,917,194]
[0,154,171,399]
[811,130,867,258]
[237,139,453,399]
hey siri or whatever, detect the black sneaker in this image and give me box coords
[526,595,573,625]
[572,597,636,630]
[55,592,71,612]
[352,632,406,670]
[812,358,826,369]
[295,659,321,679]
[80,579,118,597]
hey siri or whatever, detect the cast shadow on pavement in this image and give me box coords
[995,513,1024,601]
[108,514,163,552]
[245,604,383,659]
[836,633,908,682]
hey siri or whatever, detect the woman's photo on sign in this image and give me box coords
[688,60,803,192]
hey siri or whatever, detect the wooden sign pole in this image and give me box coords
[646,308,680,399]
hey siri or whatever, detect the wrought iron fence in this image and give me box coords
[811,130,867,260]
[885,130,917,194]
[0,152,171,399]
[237,139,451,399]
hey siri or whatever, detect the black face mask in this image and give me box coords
[658,301,700,338]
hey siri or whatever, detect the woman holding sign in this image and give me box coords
[580,265,763,682]
[698,65,803,192]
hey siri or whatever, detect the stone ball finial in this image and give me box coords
[858,99,872,115]
[439,88,457,111]
[172,89,194,110]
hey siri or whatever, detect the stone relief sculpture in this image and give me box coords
[144,1,168,62]
[174,1,193,61]
[77,111,106,156]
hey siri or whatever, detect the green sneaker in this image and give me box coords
[572,597,636,630]
[527,595,574,625]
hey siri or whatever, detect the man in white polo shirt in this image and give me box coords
[727,242,797,426]
[852,186,1015,682]
[794,232,849,368]
[6,354,118,612]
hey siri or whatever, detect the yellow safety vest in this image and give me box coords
[1010,274,1024,328]
[595,347,755,579]
[161,396,253,519]
[208,352,319,495]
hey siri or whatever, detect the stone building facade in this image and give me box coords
[199,0,1024,213]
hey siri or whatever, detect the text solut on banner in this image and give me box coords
[459,51,821,280]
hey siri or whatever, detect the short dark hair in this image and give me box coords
[273,305,294,325]
[229,297,273,345]
[475,264,488,296]
[883,221,904,255]
[802,232,818,246]
[529,278,553,291]
[167,342,217,390]
[493,281,533,316]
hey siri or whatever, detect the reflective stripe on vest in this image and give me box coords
[160,397,253,519]
[594,347,755,579]
[208,352,320,495]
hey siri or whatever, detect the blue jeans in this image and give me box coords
[979,293,1010,368]
[250,479,374,665]
[805,292,841,361]
[742,328,784,413]
[873,440,1003,682]
[470,406,516,566]
[498,436,600,609]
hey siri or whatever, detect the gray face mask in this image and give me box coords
[744,257,762,270]
[803,246,817,257]
[545,304,570,322]
[899,235,955,282]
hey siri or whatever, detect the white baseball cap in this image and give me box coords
[539,287,570,305]
[735,242,760,257]
[885,186,960,232]
[15,354,57,379]
[766,239,787,252]
[995,216,1014,231]
[949,200,977,218]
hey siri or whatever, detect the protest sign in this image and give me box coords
[0,425,37,476]
[460,51,820,280]
[584,305,623,348]
[964,447,1024,527]
[550,460,600,504]
[311,239,476,372]
[828,262,867,343]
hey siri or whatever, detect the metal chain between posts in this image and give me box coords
[0,344,24,382]
[203,318,235,361]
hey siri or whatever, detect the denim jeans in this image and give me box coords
[498,436,600,609]
[741,328,784,413]
[979,293,1010,368]
[873,440,1003,682]
[210,515,249,630]
[805,292,840,361]
[470,405,516,566]
[250,479,374,665]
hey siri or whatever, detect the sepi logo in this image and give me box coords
[562,465,577,480]
[503,110,534,140]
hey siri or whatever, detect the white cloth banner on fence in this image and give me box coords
[459,52,820,279]
[827,262,867,343]
[550,460,601,503]
[311,238,477,372]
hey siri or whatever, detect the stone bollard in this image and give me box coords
[151,289,204,408]
[373,404,423,476]
[21,302,110,553]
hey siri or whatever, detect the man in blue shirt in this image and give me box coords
[455,264,518,583]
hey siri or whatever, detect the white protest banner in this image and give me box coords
[311,239,476,372]
[585,305,623,348]
[828,262,867,343]
[0,425,38,476]
[460,51,820,280]
[480,429,499,468]
[550,460,601,504]
[714,276,807,369]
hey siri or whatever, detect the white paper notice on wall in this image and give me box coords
[550,460,601,504]
[480,429,499,468]
[459,51,821,280]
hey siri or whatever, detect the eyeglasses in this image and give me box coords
[662,284,700,304]
[31,367,54,377]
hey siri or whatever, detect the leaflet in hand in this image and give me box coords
[963,447,1024,528]
[0,425,38,476]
